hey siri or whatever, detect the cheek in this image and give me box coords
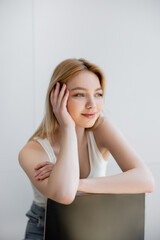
[67,99,82,116]
[97,99,103,110]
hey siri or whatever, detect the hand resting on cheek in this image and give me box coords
[50,82,75,129]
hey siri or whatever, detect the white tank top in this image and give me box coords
[31,130,108,207]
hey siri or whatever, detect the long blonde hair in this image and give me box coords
[29,58,106,142]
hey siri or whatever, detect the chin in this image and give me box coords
[76,119,97,129]
[73,113,100,128]
[85,121,96,128]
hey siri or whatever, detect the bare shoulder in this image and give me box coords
[18,140,49,168]
[20,140,44,154]
[94,116,146,171]
[93,116,115,148]
[18,140,52,198]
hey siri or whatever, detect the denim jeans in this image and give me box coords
[24,202,45,240]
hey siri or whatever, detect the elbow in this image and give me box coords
[48,191,76,205]
[61,196,76,205]
[135,166,155,193]
[47,179,79,205]
[145,176,155,193]
[143,170,155,193]
[58,193,76,205]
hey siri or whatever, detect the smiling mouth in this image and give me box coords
[82,113,96,118]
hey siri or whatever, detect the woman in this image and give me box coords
[19,58,154,240]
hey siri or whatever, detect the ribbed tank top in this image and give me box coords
[31,130,108,207]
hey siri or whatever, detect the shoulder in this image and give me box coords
[94,116,117,131]
[19,140,44,158]
[18,140,49,168]
[93,116,116,148]
[93,116,128,153]
[18,140,54,199]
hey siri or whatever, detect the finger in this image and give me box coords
[34,164,54,177]
[35,169,52,179]
[50,88,58,111]
[53,82,60,101]
[36,172,51,180]
[34,161,50,170]
[50,83,63,111]
[57,84,67,107]
[35,167,49,177]
[61,88,69,107]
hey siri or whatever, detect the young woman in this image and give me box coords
[19,58,154,240]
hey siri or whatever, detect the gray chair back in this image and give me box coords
[44,193,145,240]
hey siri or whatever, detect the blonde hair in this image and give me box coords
[29,58,106,142]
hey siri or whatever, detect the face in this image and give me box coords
[66,71,103,128]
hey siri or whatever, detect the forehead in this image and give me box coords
[66,71,101,89]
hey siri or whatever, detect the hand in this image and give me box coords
[50,82,75,129]
[34,161,54,180]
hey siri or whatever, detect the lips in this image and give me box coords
[82,113,96,118]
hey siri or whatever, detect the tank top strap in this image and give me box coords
[33,137,56,163]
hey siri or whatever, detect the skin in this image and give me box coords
[66,71,103,129]
[35,71,104,180]
[19,70,155,205]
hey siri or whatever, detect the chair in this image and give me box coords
[44,193,145,240]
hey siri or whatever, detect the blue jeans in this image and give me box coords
[24,202,45,240]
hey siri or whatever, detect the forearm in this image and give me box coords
[78,167,155,194]
[48,127,79,203]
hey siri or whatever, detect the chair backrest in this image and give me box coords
[44,193,145,240]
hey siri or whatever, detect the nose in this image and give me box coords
[85,96,96,109]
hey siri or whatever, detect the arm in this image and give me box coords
[47,127,79,202]
[34,161,55,181]
[19,127,79,204]
[19,83,79,204]
[78,117,155,194]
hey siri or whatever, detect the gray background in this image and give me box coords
[0,0,159,239]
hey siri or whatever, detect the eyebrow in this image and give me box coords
[70,87,103,91]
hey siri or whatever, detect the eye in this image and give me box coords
[96,93,103,97]
[74,93,84,97]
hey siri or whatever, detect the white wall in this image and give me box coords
[0,0,159,239]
